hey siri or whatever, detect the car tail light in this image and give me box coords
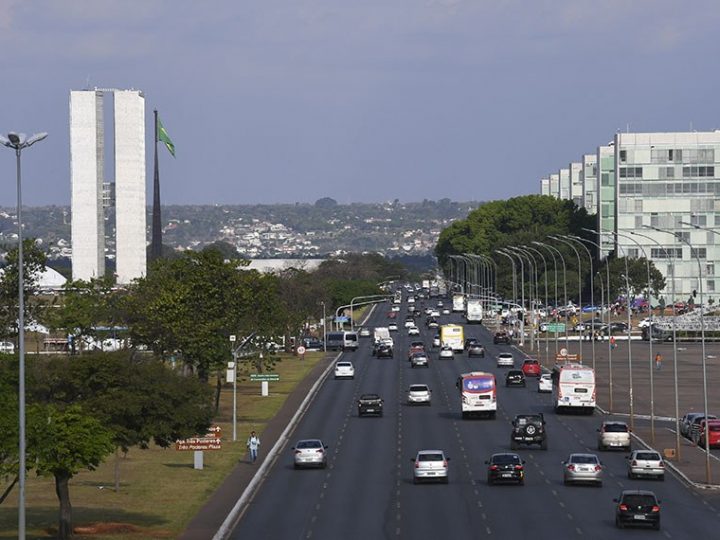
[659,462,665,468]
[619,504,628,511]
[514,465,523,470]
[414,461,420,469]
[443,460,448,468]
[594,465,602,472]
[490,465,498,471]
[295,450,302,455]
[567,464,575,471]
[631,460,637,466]
[316,449,324,454]
[651,505,660,513]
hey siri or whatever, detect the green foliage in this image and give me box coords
[122,250,277,381]
[0,239,47,340]
[202,241,245,260]
[598,256,666,301]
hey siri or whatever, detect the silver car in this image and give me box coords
[597,421,631,451]
[412,450,449,483]
[538,373,553,393]
[627,450,665,480]
[407,384,432,405]
[496,352,514,367]
[292,439,328,469]
[439,345,454,359]
[562,453,603,486]
[334,361,355,379]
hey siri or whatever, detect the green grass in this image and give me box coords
[0,351,325,540]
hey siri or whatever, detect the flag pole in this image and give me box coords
[151,109,162,261]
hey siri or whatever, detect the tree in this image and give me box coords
[45,275,119,354]
[314,197,337,208]
[203,241,243,260]
[0,239,47,341]
[598,256,666,303]
[122,250,278,382]
[27,404,114,540]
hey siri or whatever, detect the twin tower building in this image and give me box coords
[70,89,146,285]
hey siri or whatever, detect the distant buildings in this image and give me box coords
[541,130,720,301]
[70,89,146,285]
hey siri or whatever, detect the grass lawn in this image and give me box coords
[0,351,326,539]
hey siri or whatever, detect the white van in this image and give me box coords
[343,331,359,351]
[0,341,14,354]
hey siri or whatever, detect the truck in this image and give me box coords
[422,279,431,290]
[452,293,465,313]
[466,298,483,324]
[373,327,390,343]
[440,324,464,352]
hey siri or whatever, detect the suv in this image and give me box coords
[357,394,384,417]
[597,421,631,451]
[505,370,526,387]
[511,414,547,450]
[376,344,394,358]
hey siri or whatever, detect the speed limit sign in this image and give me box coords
[296,346,306,356]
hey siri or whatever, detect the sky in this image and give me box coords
[1,0,720,206]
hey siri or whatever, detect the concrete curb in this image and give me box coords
[212,305,377,539]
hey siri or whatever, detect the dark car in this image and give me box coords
[468,342,485,357]
[505,370,526,387]
[494,332,511,345]
[614,490,661,530]
[376,344,394,358]
[358,394,384,417]
[602,322,629,335]
[486,453,525,485]
[464,338,479,349]
[511,414,547,450]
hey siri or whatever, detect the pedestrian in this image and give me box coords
[610,336,616,349]
[655,352,662,370]
[247,430,261,463]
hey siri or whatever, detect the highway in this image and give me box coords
[230,300,720,539]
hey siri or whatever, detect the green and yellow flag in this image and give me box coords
[157,116,176,157]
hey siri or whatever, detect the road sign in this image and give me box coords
[176,426,223,451]
[250,373,280,382]
[545,323,566,333]
[229,335,237,342]
[296,346,306,355]
[560,348,568,356]
[334,316,349,323]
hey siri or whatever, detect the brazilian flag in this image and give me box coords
[157,116,175,157]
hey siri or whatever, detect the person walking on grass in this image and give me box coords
[247,431,261,463]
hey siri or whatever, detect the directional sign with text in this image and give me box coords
[545,323,566,333]
[250,373,280,382]
[176,425,223,451]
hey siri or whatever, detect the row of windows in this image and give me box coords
[623,147,716,164]
[619,182,720,196]
[683,166,715,177]
[619,167,643,178]
[650,248,683,259]
[621,166,715,180]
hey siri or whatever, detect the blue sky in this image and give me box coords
[1,0,719,206]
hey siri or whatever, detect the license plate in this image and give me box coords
[501,473,512,478]
[524,438,534,441]
[366,409,375,412]
[633,515,646,520]
[426,472,435,476]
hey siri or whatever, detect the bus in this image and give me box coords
[553,362,596,414]
[466,298,483,324]
[440,324,464,352]
[457,372,497,419]
[452,293,465,312]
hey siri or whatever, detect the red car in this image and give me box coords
[697,419,720,448]
[387,311,397,319]
[521,359,541,377]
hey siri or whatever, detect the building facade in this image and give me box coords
[70,89,147,285]
[581,153,597,215]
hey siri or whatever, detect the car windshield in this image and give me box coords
[418,454,443,462]
[360,394,380,401]
[524,360,538,365]
[499,354,512,359]
[336,362,352,368]
[508,371,523,376]
[297,440,322,449]
[570,455,598,464]
[635,452,661,461]
[492,454,521,465]
[622,494,656,506]
[409,385,429,392]
[604,423,628,432]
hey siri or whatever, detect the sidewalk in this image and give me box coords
[519,338,720,488]
[178,352,336,540]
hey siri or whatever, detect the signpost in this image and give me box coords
[296,345,306,359]
[176,426,223,469]
[545,323,566,333]
[250,373,280,382]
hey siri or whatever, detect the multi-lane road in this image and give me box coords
[230,301,720,539]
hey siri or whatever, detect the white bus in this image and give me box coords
[457,372,497,419]
[466,298,483,324]
[553,363,596,414]
[452,293,465,312]
[440,324,464,352]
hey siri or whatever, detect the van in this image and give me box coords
[326,332,346,351]
[0,341,14,354]
[343,332,359,351]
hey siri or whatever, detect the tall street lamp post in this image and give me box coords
[532,242,560,357]
[550,235,584,362]
[525,245,551,367]
[648,224,711,484]
[0,130,48,540]
[632,230,681,459]
[567,235,596,370]
[535,241,570,351]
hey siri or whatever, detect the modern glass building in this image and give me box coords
[581,153,597,215]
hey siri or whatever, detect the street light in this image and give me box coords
[524,245,551,367]
[631,230,681,459]
[320,302,327,353]
[535,241,570,350]
[647,224,711,484]
[549,235,584,363]
[0,130,48,540]
[566,235,596,370]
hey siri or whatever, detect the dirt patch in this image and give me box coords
[69,523,174,536]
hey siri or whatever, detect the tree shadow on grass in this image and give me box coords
[0,506,170,539]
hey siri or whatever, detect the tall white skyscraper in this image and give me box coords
[70,89,146,285]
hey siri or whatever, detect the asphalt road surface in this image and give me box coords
[230,302,720,539]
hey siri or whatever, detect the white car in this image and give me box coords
[407,297,415,304]
[408,326,420,336]
[334,361,355,379]
[293,439,328,469]
[407,383,432,404]
[496,353,514,367]
[627,450,665,480]
[0,341,15,354]
[538,373,553,393]
[439,345,454,359]
[425,307,433,315]
[391,305,401,312]
[432,336,441,347]
[359,328,371,337]
[430,310,440,318]
[404,319,416,328]
[442,308,450,315]
[412,449,449,484]
[388,323,398,332]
